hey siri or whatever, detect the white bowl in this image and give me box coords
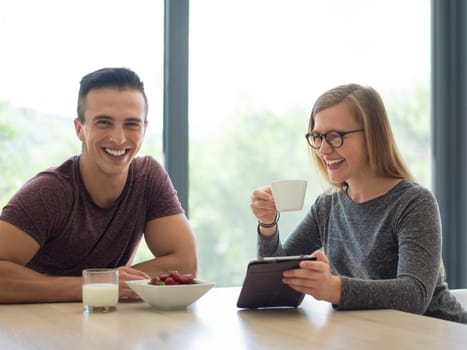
[126,279,215,310]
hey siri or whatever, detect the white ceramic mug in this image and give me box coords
[271,179,307,212]
[82,268,119,314]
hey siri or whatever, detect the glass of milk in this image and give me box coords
[82,268,119,314]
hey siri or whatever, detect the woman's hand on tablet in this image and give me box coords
[282,249,342,305]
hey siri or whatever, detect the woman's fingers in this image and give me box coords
[250,186,278,222]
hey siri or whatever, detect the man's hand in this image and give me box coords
[117,266,149,299]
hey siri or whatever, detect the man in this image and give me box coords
[0,67,197,303]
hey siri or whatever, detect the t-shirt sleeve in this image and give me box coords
[142,157,184,221]
[0,172,72,246]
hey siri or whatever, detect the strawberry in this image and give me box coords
[159,273,169,281]
[181,274,194,284]
[169,270,185,283]
[164,277,177,285]
[148,270,195,286]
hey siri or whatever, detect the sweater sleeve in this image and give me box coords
[256,199,324,258]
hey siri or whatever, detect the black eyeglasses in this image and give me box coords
[305,129,363,149]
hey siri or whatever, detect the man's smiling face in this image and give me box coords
[74,87,147,178]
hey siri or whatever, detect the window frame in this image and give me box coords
[165,0,467,288]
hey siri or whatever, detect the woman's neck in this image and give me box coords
[346,177,403,203]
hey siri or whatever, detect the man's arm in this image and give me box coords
[0,220,149,303]
[0,220,82,303]
[132,213,198,277]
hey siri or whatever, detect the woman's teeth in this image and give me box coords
[327,159,343,165]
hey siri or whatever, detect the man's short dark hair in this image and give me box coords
[77,67,148,122]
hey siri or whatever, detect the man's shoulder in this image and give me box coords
[131,156,166,175]
[0,158,78,239]
[32,156,79,188]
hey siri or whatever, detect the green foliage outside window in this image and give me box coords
[0,84,430,287]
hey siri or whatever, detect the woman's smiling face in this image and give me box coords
[313,102,369,186]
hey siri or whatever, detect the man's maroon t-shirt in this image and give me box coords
[0,156,183,276]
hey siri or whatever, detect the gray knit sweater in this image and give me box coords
[257,179,467,323]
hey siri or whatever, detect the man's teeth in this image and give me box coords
[105,148,126,156]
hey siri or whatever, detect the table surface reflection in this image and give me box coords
[0,287,466,349]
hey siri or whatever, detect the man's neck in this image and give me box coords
[78,157,128,208]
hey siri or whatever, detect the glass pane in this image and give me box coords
[189,0,430,286]
[0,0,164,208]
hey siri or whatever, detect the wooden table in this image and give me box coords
[1,287,466,349]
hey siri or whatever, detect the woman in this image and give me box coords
[250,84,467,323]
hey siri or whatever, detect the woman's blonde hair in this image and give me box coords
[308,84,415,190]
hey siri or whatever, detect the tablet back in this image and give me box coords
[236,258,311,309]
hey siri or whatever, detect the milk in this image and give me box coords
[82,283,118,307]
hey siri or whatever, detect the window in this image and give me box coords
[1,0,431,288]
[189,0,430,286]
[0,0,164,206]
